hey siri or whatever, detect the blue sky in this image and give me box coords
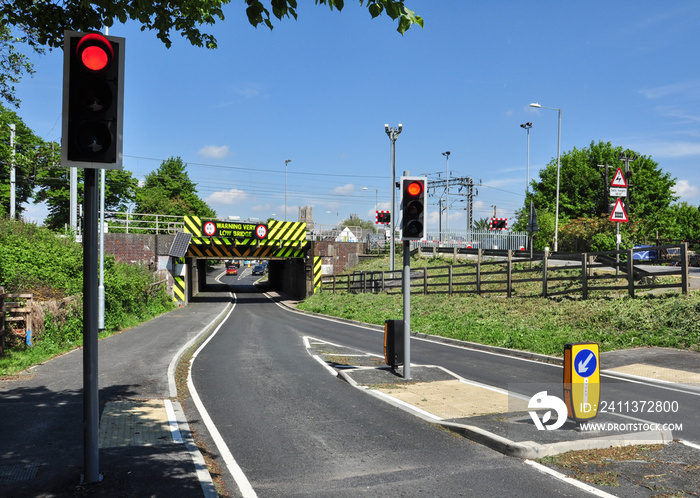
[14,1,700,232]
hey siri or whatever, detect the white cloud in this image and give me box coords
[645,141,700,158]
[673,179,699,199]
[639,80,700,100]
[206,188,250,205]
[332,183,355,195]
[198,145,230,159]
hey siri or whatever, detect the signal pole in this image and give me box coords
[9,124,15,219]
[385,124,402,272]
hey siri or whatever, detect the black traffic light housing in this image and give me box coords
[62,31,125,169]
[489,218,508,230]
[400,176,427,240]
[376,210,391,224]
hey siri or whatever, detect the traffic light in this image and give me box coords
[490,218,508,230]
[62,31,125,169]
[400,176,427,240]
[376,210,391,224]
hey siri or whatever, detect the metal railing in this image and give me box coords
[104,212,185,234]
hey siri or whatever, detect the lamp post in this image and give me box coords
[520,123,532,194]
[362,187,378,213]
[385,123,402,272]
[442,151,451,241]
[529,103,561,252]
[284,159,291,221]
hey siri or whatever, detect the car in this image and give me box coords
[252,265,265,275]
[226,266,237,275]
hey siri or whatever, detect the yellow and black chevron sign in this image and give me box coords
[267,220,306,241]
[313,256,322,293]
[184,216,203,237]
[173,257,186,302]
[185,241,310,259]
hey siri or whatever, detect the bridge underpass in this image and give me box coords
[170,217,322,304]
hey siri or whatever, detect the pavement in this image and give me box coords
[1,285,699,497]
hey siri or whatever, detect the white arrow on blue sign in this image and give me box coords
[574,349,597,378]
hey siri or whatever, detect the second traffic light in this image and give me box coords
[400,176,427,240]
[62,31,125,169]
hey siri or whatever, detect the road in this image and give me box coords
[191,274,600,497]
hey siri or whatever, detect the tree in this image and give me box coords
[0,103,45,217]
[518,141,678,250]
[135,156,216,218]
[340,215,376,233]
[1,1,422,107]
[473,217,490,231]
[0,24,44,108]
[33,166,138,230]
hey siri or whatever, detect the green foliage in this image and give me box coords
[0,218,83,295]
[301,253,699,355]
[0,219,174,374]
[520,141,679,251]
[300,291,700,356]
[0,24,43,108]
[339,216,376,232]
[102,256,173,330]
[2,1,421,107]
[246,0,423,34]
[0,103,47,217]
[33,166,138,230]
[135,156,217,218]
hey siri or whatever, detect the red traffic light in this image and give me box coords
[406,181,423,197]
[62,30,124,168]
[76,33,113,71]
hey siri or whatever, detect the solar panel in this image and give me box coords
[169,232,192,258]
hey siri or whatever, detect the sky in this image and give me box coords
[12,1,700,234]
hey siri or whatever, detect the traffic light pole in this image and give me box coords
[402,240,411,379]
[83,168,100,484]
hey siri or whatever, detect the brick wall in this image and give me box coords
[313,241,365,274]
[104,233,175,267]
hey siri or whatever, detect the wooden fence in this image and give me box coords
[0,287,33,354]
[319,244,690,299]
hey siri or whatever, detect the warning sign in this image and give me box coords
[611,168,628,188]
[610,198,629,222]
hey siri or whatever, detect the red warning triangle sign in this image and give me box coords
[610,198,629,222]
[611,168,628,188]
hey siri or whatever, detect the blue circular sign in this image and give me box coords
[574,349,597,378]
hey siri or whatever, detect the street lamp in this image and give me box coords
[529,103,561,252]
[284,159,291,221]
[519,123,532,194]
[385,123,402,272]
[362,187,378,213]
[442,151,451,241]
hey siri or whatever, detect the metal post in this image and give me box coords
[443,151,450,241]
[284,159,291,221]
[402,239,411,379]
[616,222,620,277]
[554,109,561,252]
[529,104,561,252]
[385,124,402,272]
[70,167,78,232]
[9,124,15,220]
[98,169,105,330]
[83,168,100,484]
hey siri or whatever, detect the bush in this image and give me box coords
[0,219,174,374]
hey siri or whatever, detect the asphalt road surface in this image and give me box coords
[191,275,596,497]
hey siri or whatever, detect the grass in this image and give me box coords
[298,255,700,356]
[0,304,175,376]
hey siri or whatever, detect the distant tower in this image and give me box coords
[299,205,314,224]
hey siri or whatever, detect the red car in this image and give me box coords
[226,266,237,275]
